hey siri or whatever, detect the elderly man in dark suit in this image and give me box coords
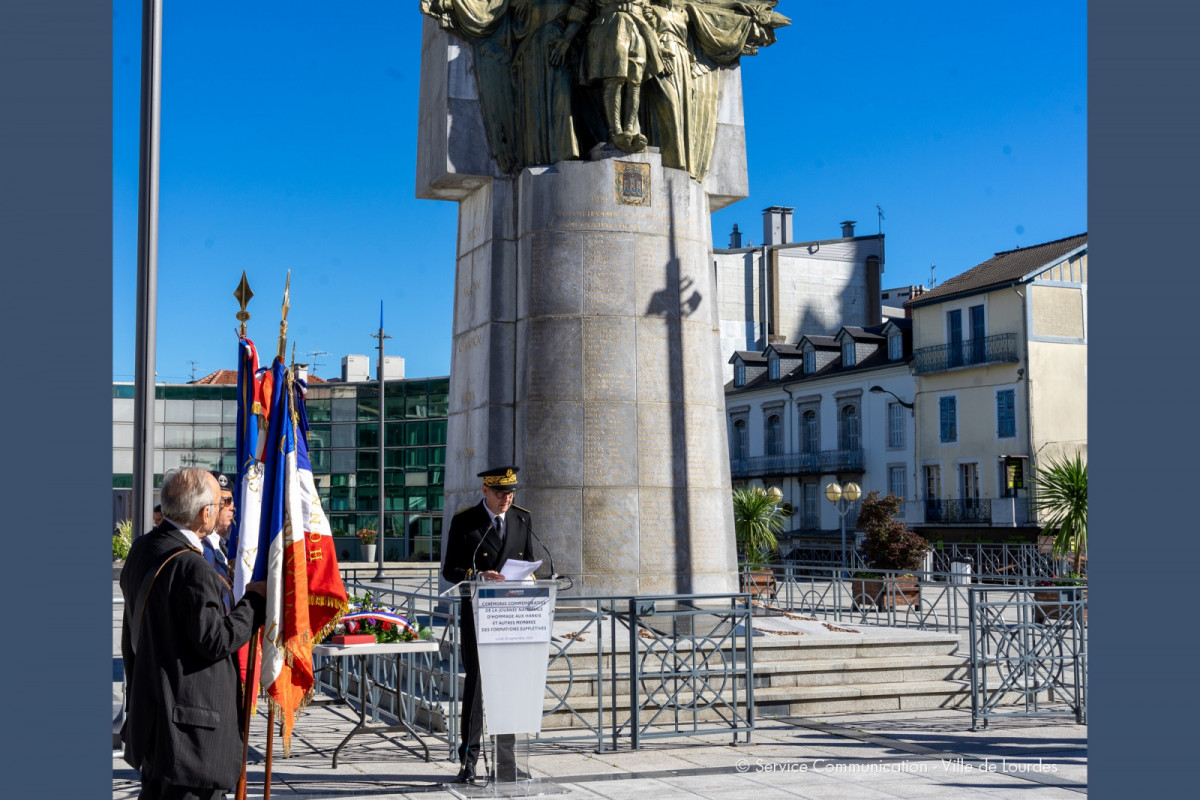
[120,467,266,800]
[442,466,539,784]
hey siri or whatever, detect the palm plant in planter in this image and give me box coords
[1031,452,1087,574]
[853,492,929,611]
[732,486,786,601]
[1031,452,1087,622]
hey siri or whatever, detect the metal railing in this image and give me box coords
[968,585,1087,728]
[913,332,1019,374]
[730,448,863,479]
[314,581,755,756]
[741,562,1088,637]
[313,577,462,755]
[924,498,991,524]
[926,542,1074,577]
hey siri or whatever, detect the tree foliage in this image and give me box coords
[1032,452,1087,574]
[732,487,785,566]
[858,492,929,573]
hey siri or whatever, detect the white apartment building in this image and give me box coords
[905,233,1087,544]
[725,319,916,550]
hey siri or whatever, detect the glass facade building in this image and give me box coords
[112,375,449,561]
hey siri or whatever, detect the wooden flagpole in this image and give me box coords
[235,632,260,800]
[265,706,276,800]
[262,273,289,800]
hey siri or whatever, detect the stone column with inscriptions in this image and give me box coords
[419,17,751,595]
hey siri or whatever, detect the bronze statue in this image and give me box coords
[553,0,665,154]
[420,0,789,179]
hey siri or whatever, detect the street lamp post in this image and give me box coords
[825,481,862,577]
[371,302,391,581]
[870,385,915,518]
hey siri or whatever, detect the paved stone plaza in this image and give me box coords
[112,701,1086,799]
[113,576,1086,799]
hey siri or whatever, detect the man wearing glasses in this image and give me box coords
[442,466,536,783]
[203,472,235,579]
[120,466,266,800]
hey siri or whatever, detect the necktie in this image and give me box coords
[203,539,232,612]
[495,515,504,542]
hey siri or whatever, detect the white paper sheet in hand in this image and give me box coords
[499,559,542,581]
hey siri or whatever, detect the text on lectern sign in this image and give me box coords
[474,585,553,644]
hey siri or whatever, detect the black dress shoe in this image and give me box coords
[454,762,477,783]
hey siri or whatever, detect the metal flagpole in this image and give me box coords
[372,302,391,580]
[132,0,163,539]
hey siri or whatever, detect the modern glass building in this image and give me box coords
[112,374,448,562]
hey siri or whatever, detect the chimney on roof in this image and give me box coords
[762,206,794,246]
[729,224,743,248]
[294,362,309,384]
[840,220,856,238]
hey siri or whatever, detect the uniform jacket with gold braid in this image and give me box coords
[442,501,535,587]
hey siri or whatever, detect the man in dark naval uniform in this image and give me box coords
[442,465,539,783]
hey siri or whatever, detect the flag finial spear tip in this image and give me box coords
[277,272,291,361]
[235,271,254,337]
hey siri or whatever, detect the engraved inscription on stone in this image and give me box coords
[525,319,581,403]
[687,488,734,568]
[634,318,675,405]
[583,318,634,401]
[638,487,682,574]
[521,401,584,487]
[582,231,634,316]
[636,403,680,487]
[526,231,583,317]
[583,403,637,486]
[582,489,639,575]
[614,162,651,207]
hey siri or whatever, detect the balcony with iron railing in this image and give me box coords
[730,448,864,479]
[923,498,992,524]
[912,332,1019,375]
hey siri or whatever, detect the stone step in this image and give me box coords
[747,634,962,662]
[538,654,973,698]
[533,634,964,674]
[753,654,969,688]
[753,679,983,716]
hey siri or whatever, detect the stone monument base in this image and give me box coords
[444,148,737,597]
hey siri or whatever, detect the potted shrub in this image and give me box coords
[852,492,929,611]
[357,527,377,562]
[732,486,785,601]
[1034,572,1087,624]
[1030,452,1087,624]
[1031,452,1087,574]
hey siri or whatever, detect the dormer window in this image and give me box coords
[888,332,903,360]
[734,363,746,387]
[803,350,815,374]
[842,340,856,367]
[768,356,780,380]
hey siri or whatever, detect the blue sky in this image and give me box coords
[113,1,1086,383]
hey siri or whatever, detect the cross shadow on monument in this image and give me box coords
[644,193,703,595]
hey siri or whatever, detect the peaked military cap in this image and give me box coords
[478,466,520,489]
[210,471,234,491]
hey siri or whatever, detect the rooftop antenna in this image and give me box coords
[876,205,885,236]
[307,347,328,377]
[930,263,936,287]
[186,360,198,382]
